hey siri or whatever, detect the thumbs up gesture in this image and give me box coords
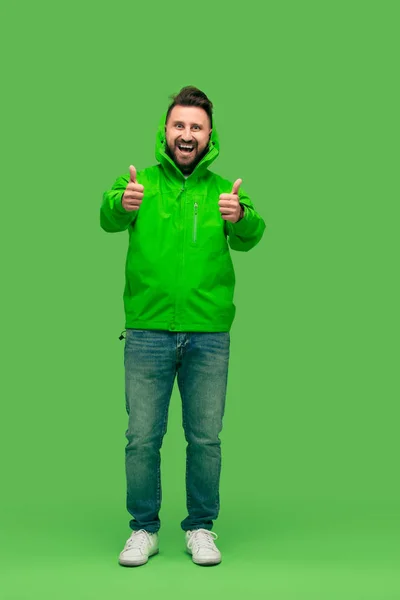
[122,165,145,212]
[218,179,243,223]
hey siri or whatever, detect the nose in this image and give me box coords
[181,127,193,142]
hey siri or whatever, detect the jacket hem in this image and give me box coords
[124,319,232,333]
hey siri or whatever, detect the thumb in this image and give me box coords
[129,165,137,183]
[231,178,242,196]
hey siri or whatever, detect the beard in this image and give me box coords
[165,140,210,175]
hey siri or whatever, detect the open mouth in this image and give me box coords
[177,143,195,155]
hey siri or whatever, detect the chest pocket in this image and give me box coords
[189,196,227,254]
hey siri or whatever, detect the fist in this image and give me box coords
[122,165,144,212]
[218,178,243,223]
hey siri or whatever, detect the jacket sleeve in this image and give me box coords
[226,187,266,252]
[100,173,138,233]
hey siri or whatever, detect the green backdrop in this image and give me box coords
[1,1,399,598]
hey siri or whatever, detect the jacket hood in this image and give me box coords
[155,112,220,179]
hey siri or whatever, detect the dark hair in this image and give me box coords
[166,86,213,128]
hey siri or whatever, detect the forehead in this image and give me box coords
[167,105,210,127]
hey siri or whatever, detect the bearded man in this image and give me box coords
[101,86,266,567]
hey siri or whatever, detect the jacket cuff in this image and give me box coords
[115,192,127,214]
[229,204,250,234]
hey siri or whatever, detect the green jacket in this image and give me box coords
[100,114,266,332]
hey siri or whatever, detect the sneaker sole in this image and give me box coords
[186,549,221,566]
[119,548,159,567]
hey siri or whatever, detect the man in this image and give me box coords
[100,86,266,567]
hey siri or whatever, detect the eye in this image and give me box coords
[192,125,200,130]
[176,124,183,129]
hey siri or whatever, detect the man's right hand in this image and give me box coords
[122,165,144,211]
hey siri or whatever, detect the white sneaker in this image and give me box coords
[119,529,159,566]
[185,529,221,565]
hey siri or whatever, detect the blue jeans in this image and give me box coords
[124,329,230,533]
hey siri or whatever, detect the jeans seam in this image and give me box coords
[180,375,192,511]
[156,378,175,510]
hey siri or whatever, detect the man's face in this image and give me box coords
[165,105,212,175]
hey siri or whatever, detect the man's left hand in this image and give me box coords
[218,179,244,223]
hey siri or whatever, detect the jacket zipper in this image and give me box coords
[193,202,198,243]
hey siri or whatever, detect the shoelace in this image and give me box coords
[125,529,152,551]
[187,528,218,552]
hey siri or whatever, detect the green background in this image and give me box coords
[1,1,399,598]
